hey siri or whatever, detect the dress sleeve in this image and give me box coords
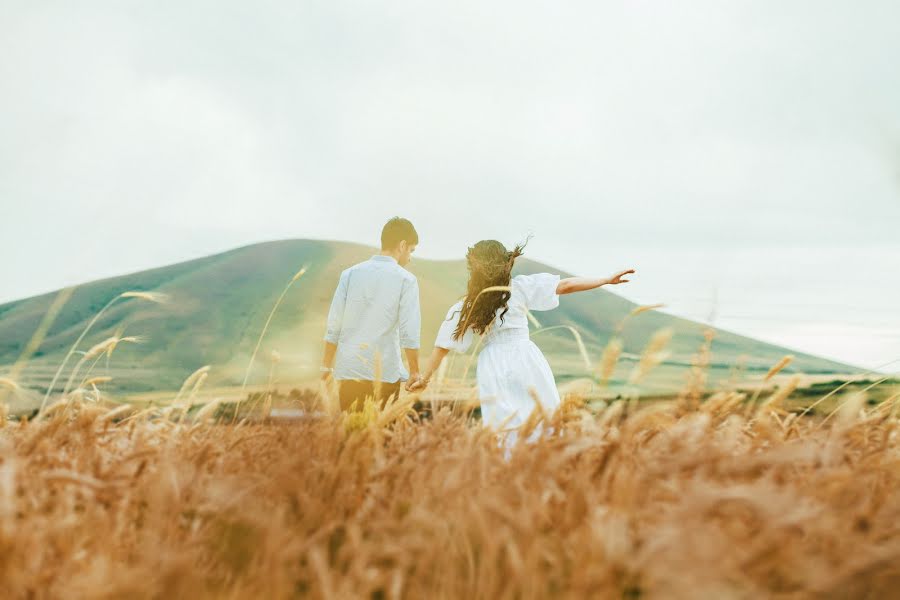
[434,301,474,353]
[512,273,561,312]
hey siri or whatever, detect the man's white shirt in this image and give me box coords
[324,255,421,382]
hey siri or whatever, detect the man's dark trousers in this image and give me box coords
[339,380,402,412]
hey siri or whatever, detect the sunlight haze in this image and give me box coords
[1,0,898,369]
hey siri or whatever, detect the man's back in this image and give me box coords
[324,255,420,383]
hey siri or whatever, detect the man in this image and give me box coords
[321,217,422,411]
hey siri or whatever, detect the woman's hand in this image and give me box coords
[406,373,430,392]
[410,348,448,392]
[606,269,635,285]
[558,269,636,294]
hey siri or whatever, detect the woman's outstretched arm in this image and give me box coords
[556,269,635,295]
[406,347,450,392]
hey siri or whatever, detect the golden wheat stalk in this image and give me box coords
[518,388,549,442]
[597,399,625,429]
[0,286,76,406]
[598,338,623,387]
[40,290,166,415]
[118,406,158,424]
[260,350,281,420]
[825,391,868,428]
[193,398,223,424]
[99,403,133,422]
[764,355,794,382]
[41,469,112,491]
[757,375,801,413]
[61,336,142,399]
[319,378,340,416]
[460,335,485,383]
[629,303,666,318]
[375,391,416,429]
[818,375,896,429]
[888,392,900,418]
[119,291,170,303]
[627,328,673,384]
[173,365,211,406]
[797,358,900,419]
[870,383,900,417]
[678,328,716,408]
[240,266,308,392]
[530,325,592,371]
[41,398,70,419]
[77,325,128,386]
[614,303,665,335]
[176,372,210,425]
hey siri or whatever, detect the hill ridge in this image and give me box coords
[0,239,852,396]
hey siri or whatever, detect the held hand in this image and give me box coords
[607,269,635,285]
[406,374,429,393]
[404,373,420,392]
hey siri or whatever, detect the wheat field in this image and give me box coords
[0,387,898,599]
[1,282,899,598]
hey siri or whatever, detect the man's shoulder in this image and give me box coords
[343,261,364,274]
[397,267,417,284]
[342,260,416,281]
[343,259,375,276]
[380,261,417,284]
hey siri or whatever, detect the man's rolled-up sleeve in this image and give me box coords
[324,271,349,344]
[398,277,421,349]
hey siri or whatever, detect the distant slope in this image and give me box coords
[0,239,852,395]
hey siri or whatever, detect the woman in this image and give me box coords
[410,239,633,445]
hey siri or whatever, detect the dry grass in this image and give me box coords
[628,328,674,384]
[0,391,899,599]
[3,274,899,598]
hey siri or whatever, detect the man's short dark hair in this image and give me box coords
[381,217,418,250]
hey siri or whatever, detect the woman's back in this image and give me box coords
[436,273,561,352]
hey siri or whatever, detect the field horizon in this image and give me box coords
[0,238,856,409]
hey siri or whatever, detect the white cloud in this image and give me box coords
[1,0,898,368]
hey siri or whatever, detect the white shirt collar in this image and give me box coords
[371,254,398,264]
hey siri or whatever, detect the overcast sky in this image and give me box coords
[1,1,898,369]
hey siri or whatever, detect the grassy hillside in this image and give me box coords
[0,239,851,397]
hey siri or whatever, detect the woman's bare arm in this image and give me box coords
[556,269,635,295]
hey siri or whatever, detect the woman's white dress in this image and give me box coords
[435,273,562,443]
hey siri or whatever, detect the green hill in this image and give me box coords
[0,239,852,400]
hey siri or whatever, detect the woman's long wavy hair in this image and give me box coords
[452,239,527,340]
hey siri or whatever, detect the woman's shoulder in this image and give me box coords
[511,273,561,310]
[512,272,560,290]
[444,299,465,319]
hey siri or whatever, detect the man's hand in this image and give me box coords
[321,342,338,382]
[407,379,428,393]
[606,269,635,285]
[405,373,428,392]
